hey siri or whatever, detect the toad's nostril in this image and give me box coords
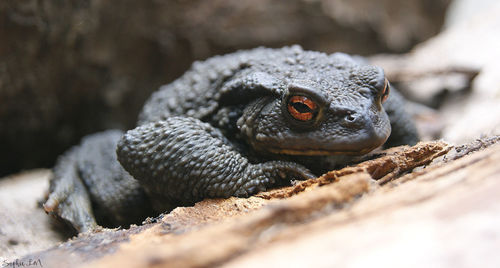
[345,113,356,122]
[341,110,360,125]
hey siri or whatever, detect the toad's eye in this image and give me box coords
[287,95,319,121]
[381,78,390,103]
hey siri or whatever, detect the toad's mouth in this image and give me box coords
[266,146,380,156]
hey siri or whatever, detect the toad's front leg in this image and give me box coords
[116,117,315,211]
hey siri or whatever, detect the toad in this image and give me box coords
[44,46,418,232]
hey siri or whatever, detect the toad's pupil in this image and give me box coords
[292,102,311,113]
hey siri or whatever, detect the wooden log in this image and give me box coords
[13,137,499,268]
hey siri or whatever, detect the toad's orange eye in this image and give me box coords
[381,78,390,103]
[287,95,318,121]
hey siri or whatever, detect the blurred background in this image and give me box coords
[1,0,499,177]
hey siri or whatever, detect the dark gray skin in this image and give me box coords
[44,46,418,233]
